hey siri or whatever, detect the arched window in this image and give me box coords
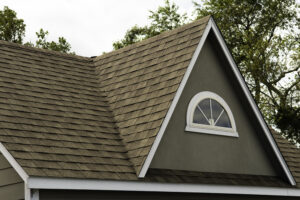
[185,91,238,137]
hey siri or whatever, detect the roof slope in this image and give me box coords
[272,131,300,187]
[0,41,136,180]
[0,16,299,188]
[94,16,210,174]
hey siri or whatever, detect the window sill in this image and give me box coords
[185,126,239,137]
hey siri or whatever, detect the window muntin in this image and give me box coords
[186,91,238,137]
[193,98,232,128]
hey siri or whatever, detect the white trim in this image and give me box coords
[185,91,238,137]
[137,17,296,186]
[27,177,300,197]
[185,127,238,137]
[210,19,296,186]
[0,142,28,182]
[32,189,39,200]
[25,183,31,200]
[138,18,213,178]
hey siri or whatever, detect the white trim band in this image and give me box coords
[27,177,300,197]
[0,142,28,182]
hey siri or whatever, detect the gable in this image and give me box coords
[150,33,280,176]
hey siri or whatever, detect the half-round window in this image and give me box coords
[186,91,238,137]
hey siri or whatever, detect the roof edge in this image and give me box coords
[93,15,211,62]
[0,142,28,182]
[27,176,300,196]
[0,40,92,62]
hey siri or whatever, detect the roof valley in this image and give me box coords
[92,61,137,175]
[93,16,211,175]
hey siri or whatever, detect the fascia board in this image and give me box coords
[27,177,300,197]
[0,142,28,182]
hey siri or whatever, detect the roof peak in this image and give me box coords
[93,15,211,62]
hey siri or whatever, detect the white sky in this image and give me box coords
[0,0,195,57]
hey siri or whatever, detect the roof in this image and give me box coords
[0,15,299,188]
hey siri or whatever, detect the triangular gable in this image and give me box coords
[137,17,295,186]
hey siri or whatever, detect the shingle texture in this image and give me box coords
[94,16,209,173]
[0,16,299,188]
[272,131,300,188]
[0,40,136,180]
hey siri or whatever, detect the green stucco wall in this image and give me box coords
[150,33,277,176]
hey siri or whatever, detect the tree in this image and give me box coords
[113,0,187,49]
[25,29,72,54]
[194,0,300,142]
[0,6,73,54]
[0,6,25,44]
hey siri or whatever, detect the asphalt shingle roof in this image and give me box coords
[0,15,299,188]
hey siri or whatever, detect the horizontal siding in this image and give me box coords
[0,153,24,200]
[0,182,24,200]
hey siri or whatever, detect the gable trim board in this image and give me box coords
[27,177,300,197]
[0,142,28,182]
[137,17,296,186]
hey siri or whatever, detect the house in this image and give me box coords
[0,15,299,200]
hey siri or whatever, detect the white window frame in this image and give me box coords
[185,91,238,137]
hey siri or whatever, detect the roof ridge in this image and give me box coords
[0,40,92,62]
[93,15,211,62]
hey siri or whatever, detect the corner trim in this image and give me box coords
[0,142,28,182]
[28,177,300,197]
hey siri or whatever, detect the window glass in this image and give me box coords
[193,98,232,128]
[193,106,209,125]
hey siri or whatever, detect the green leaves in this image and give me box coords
[0,6,73,54]
[113,0,187,50]
[0,6,26,44]
[29,29,72,53]
[194,0,300,142]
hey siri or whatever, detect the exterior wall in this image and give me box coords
[0,153,24,200]
[39,190,300,200]
[150,34,277,176]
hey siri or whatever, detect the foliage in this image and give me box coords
[194,0,300,142]
[0,6,73,54]
[0,6,25,44]
[113,0,187,49]
[25,29,72,54]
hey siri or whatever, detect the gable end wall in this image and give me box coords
[150,33,280,176]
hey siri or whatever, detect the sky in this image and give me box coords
[0,0,195,57]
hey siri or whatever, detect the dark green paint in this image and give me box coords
[150,33,278,176]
